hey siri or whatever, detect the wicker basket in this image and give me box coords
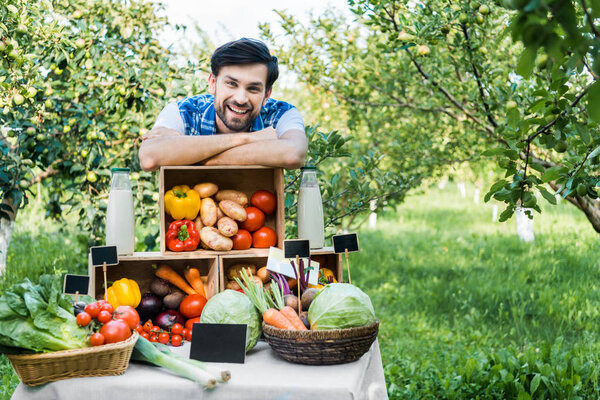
[6,330,139,386]
[262,320,379,365]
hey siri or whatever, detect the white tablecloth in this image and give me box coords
[12,339,388,400]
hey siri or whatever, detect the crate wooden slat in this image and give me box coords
[89,252,219,300]
[159,166,285,256]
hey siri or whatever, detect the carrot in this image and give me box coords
[263,308,295,330]
[184,266,207,298]
[155,264,196,295]
[280,306,308,330]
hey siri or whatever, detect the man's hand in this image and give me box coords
[249,126,278,142]
[141,127,182,141]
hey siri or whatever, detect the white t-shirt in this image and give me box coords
[153,102,304,138]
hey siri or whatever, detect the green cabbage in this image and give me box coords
[200,290,261,352]
[308,283,376,330]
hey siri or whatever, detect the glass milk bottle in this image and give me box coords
[105,168,135,255]
[297,166,324,249]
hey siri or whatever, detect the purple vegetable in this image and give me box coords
[269,272,291,295]
[136,293,162,323]
[155,309,185,331]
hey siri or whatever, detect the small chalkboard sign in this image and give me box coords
[332,233,360,253]
[90,246,118,267]
[190,323,247,364]
[284,239,310,259]
[63,274,90,295]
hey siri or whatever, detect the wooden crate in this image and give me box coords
[89,252,219,300]
[219,248,343,292]
[159,166,285,256]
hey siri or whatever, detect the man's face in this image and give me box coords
[209,64,271,133]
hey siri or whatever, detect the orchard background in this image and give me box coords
[2,0,600,398]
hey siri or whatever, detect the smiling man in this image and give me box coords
[139,38,308,171]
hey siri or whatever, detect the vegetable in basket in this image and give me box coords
[200,290,260,352]
[166,220,200,252]
[0,275,88,353]
[105,278,141,308]
[164,185,201,220]
[308,283,376,330]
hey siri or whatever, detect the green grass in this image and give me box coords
[2,183,600,399]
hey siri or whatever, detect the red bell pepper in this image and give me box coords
[166,219,200,252]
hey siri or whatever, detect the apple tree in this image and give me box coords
[0,0,200,272]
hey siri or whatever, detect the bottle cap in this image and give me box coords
[301,165,316,170]
[111,167,130,172]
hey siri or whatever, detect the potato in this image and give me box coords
[251,275,263,287]
[200,226,233,251]
[216,206,225,220]
[219,200,247,222]
[194,215,204,232]
[216,190,248,207]
[217,216,238,237]
[226,280,241,291]
[256,266,270,283]
[193,182,218,198]
[226,263,257,280]
[200,198,218,226]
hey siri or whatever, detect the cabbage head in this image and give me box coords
[308,283,376,330]
[200,290,261,351]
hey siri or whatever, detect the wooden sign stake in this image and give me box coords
[345,248,352,284]
[102,262,108,300]
[74,291,79,302]
[295,255,302,315]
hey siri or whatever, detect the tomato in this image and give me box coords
[158,332,170,344]
[179,294,207,319]
[184,329,192,341]
[114,306,140,330]
[97,310,112,323]
[99,320,131,344]
[252,226,277,248]
[89,333,105,346]
[149,334,158,342]
[171,334,183,347]
[240,207,265,232]
[171,323,183,335]
[141,331,150,340]
[185,316,201,332]
[231,229,252,250]
[251,190,276,215]
[135,324,143,334]
[150,325,161,334]
[100,303,114,314]
[143,320,154,332]
[84,303,100,319]
[181,328,190,340]
[76,311,91,327]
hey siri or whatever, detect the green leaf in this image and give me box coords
[587,81,600,123]
[537,186,557,205]
[517,391,531,400]
[540,166,567,183]
[482,147,506,156]
[517,47,537,78]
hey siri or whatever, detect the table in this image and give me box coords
[12,339,388,400]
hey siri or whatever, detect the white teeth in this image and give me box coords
[228,105,249,114]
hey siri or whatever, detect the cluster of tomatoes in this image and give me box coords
[136,319,196,347]
[76,300,140,346]
[231,190,277,250]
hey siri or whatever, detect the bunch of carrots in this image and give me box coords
[234,269,306,330]
[155,264,207,298]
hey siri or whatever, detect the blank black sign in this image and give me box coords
[90,246,118,267]
[284,239,310,259]
[64,274,90,295]
[189,323,247,364]
[332,233,359,253]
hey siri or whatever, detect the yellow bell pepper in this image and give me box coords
[309,267,338,289]
[164,185,201,220]
[105,278,141,309]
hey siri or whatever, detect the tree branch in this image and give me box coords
[580,0,600,38]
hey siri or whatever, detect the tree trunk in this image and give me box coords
[0,198,17,275]
[548,182,600,233]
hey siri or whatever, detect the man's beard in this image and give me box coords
[214,98,259,132]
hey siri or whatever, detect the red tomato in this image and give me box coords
[89,333,105,346]
[141,331,150,340]
[240,207,265,232]
[97,310,111,323]
[135,324,143,334]
[100,320,131,344]
[149,334,158,342]
[150,325,161,334]
[181,328,190,340]
[251,190,276,215]
[171,334,183,347]
[158,332,170,344]
[252,226,277,248]
[100,303,114,314]
[113,306,140,330]
[143,320,154,332]
[185,316,201,332]
[84,303,100,319]
[171,323,183,335]
[179,294,207,319]
[231,229,252,250]
[185,329,192,341]
[76,312,91,327]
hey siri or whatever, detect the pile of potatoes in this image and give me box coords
[192,183,249,251]
[225,263,271,291]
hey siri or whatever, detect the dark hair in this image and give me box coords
[211,38,279,91]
